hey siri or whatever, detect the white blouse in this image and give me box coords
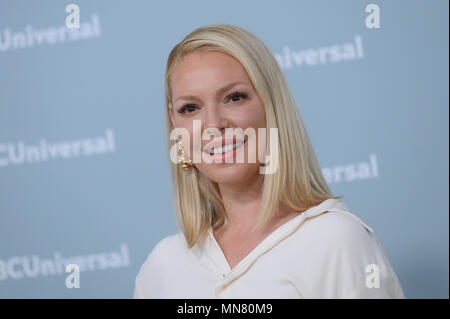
[133,198,405,298]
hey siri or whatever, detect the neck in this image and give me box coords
[217,173,266,233]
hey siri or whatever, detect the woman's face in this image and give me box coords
[168,50,267,185]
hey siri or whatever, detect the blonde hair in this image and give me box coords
[164,24,342,248]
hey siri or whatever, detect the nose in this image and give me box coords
[203,104,227,137]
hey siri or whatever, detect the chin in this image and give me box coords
[196,163,259,185]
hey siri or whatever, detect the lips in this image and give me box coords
[203,137,246,154]
[203,138,246,162]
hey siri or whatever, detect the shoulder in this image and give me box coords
[133,231,185,298]
[290,210,405,298]
[138,231,185,272]
[300,210,374,247]
[149,232,184,257]
[292,209,379,276]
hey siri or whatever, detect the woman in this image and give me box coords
[133,24,405,298]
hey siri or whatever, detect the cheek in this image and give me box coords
[231,100,266,129]
[244,103,266,138]
[246,99,266,127]
[250,105,267,161]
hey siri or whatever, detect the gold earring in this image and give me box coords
[177,140,193,171]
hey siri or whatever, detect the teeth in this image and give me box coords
[208,141,244,155]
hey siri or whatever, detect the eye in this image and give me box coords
[177,104,198,114]
[226,91,249,103]
[177,91,249,114]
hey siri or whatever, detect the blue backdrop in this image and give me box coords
[0,0,448,298]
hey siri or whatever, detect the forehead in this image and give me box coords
[170,50,252,97]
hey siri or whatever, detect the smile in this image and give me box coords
[203,139,246,162]
[205,140,245,155]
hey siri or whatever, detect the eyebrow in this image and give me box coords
[174,81,249,103]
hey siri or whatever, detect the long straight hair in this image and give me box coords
[164,24,342,248]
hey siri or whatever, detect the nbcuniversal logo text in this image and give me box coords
[0,129,116,168]
[322,154,379,184]
[275,34,364,69]
[0,244,130,281]
[0,14,101,52]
